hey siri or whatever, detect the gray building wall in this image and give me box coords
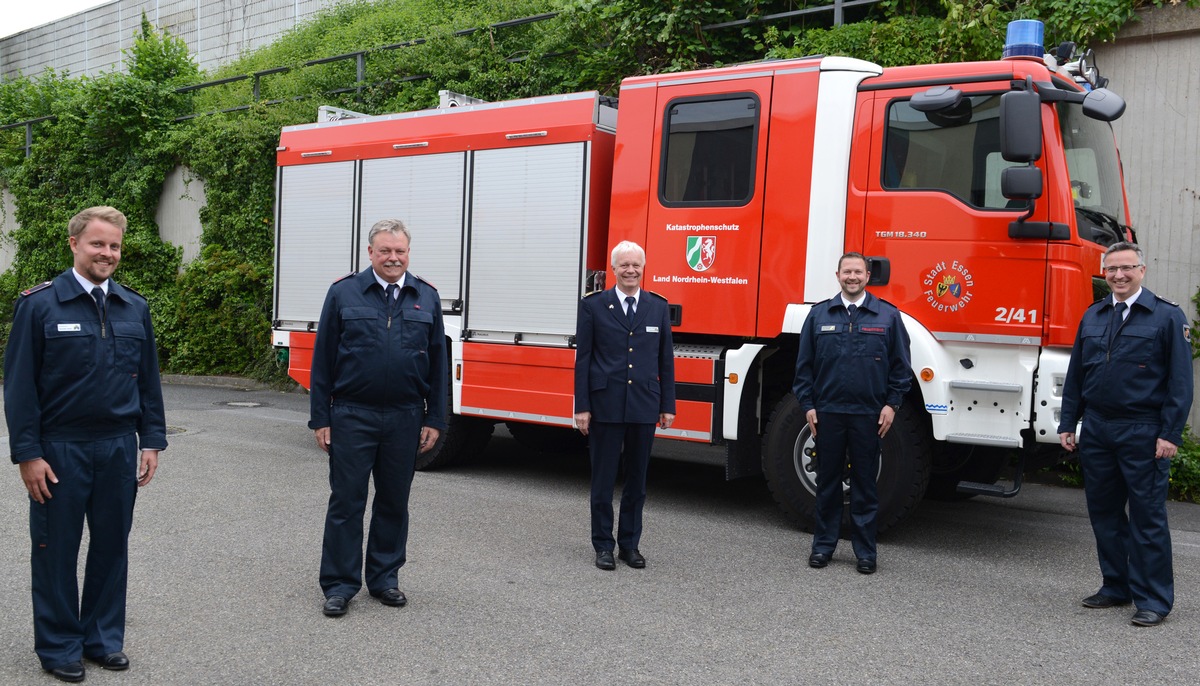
[1096,5,1200,426]
[1,0,343,79]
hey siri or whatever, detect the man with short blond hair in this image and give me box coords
[5,205,165,682]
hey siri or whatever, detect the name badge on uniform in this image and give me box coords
[57,323,81,332]
[820,325,837,332]
[646,326,659,333]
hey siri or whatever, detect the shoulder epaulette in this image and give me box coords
[1155,294,1180,307]
[121,283,146,299]
[644,290,668,301]
[19,281,52,297]
[409,273,437,290]
[582,289,604,299]
[333,272,356,284]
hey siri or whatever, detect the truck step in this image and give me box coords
[956,448,1025,498]
[956,480,1020,498]
[943,433,1021,448]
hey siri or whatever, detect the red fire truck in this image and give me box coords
[272,21,1131,531]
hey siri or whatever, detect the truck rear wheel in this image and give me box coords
[761,394,931,534]
[505,421,587,453]
[417,414,494,470]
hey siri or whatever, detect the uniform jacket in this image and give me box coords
[574,288,676,424]
[308,269,448,431]
[1058,288,1193,445]
[4,269,167,463]
[793,291,912,415]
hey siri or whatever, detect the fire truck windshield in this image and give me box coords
[1057,102,1128,247]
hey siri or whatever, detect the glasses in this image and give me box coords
[1103,264,1142,275]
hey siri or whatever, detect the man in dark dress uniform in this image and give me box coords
[573,240,676,571]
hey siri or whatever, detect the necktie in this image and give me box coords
[847,303,857,322]
[1109,301,1127,346]
[625,296,636,328]
[385,283,398,309]
[91,286,106,320]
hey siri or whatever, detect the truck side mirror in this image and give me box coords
[1000,89,1042,163]
[1082,88,1125,122]
[1001,165,1043,200]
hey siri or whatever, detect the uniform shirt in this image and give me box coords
[4,269,167,463]
[793,291,911,415]
[1057,287,1193,445]
[308,269,448,431]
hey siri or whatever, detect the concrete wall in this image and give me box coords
[1099,5,1200,311]
[1,0,342,79]
[1096,5,1200,426]
[156,166,206,265]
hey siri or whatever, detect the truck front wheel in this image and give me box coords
[761,394,931,534]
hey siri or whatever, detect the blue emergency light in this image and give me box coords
[1003,20,1045,59]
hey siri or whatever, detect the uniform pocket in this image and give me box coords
[340,307,379,350]
[110,320,145,373]
[43,322,97,380]
[1115,325,1155,364]
[400,309,434,350]
[854,325,889,358]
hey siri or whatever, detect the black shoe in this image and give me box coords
[322,596,348,617]
[856,559,877,575]
[595,550,616,570]
[371,588,408,607]
[44,662,85,683]
[86,651,129,670]
[1082,592,1131,609]
[808,552,830,568]
[1131,609,1165,627]
[618,549,646,569]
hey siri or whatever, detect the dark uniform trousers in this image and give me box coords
[589,421,656,553]
[320,403,422,599]
[32,435,138,668]
[812,413,880,562]
[1078,413,1173,615]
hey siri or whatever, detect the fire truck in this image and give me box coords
[272,21,1131,531]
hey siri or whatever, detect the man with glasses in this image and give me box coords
[1058,241,1193,627]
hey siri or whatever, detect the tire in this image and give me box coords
[761,394,931,534]
[416,353,494,470]
[416,413,494,470]
[924,444,1010,501]
[505,421,588,454]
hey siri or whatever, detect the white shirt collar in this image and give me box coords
[841,293,866,309]
[373,270,406,297]
[1115,288,1142,314]
[72,269,108,296]
[617,288,641,312]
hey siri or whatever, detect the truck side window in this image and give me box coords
[882,94,1018,210]
[660,95,758,206]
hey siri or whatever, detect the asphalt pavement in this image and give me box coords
[1,380,1198,685]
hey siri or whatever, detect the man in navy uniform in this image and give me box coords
[1058,241,1193,627]
[4,206,166,683]
[574,240,676,570]
[793,252,910,574]
[310,218,447,617]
